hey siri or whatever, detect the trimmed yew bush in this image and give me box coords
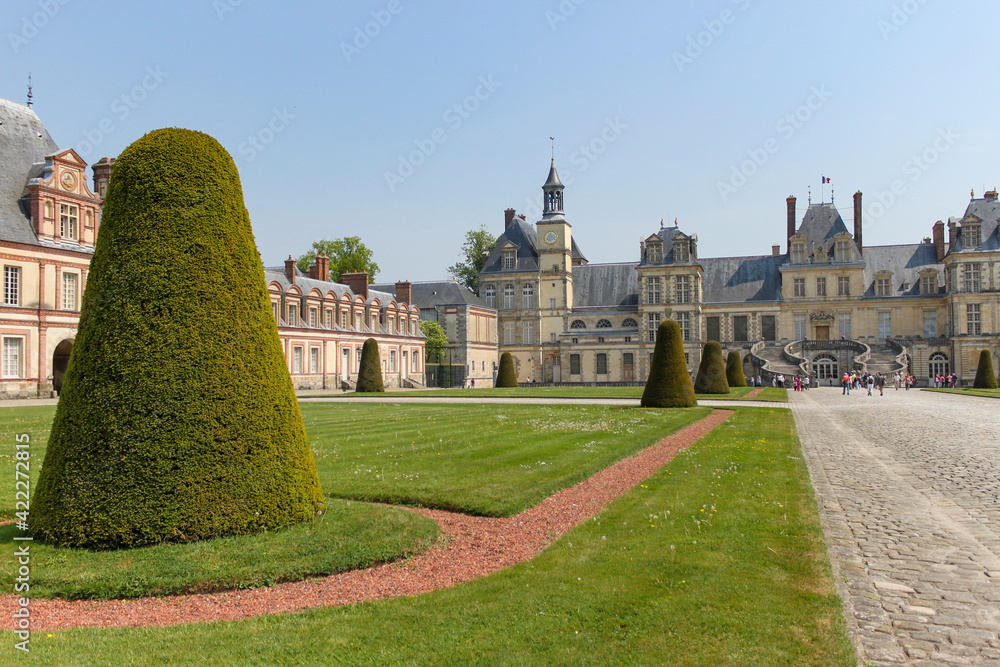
[29,128,325,550]
[496,352,518,387]
[726,350,748,387]
[695,341,730,394]
[641,320,697,408]
[973,349,998,389]
[356,338,385,392]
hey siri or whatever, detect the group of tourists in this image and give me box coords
[842,371,888,396]
[932,373,959,388]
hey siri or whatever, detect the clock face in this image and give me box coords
[544,231,558,245]
[60,171,77,191]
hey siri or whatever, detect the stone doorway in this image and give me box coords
[52,339,73,393]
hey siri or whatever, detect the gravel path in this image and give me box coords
[791,387,1000,666]
[3,410,732,631]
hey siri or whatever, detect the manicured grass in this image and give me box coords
[0,405,55,520]
[302,402,712,516]
[309,386,789,401]
[0,499,438,600]
[24,408,855,666]
[924,387,1000,399]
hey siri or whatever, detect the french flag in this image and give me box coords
[822,176,831,184]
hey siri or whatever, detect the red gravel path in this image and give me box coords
[745,388,765,398]
[3,410,732,631]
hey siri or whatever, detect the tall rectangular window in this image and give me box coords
[706,316,721,342]
[59,204,79,240]
[325,309,333,329]
[503,321,515,345]
[676,276,693,304]
[733,315,748,342]
[964,263,982,292]
[502,250,516,270]
[646,277,662,305]
[676,312,692,342]
[816,277,826,297]
[503,284,515,309]
[569,353,581,375]
[793,278,805,297]
[794,314,807,340]
[4,266,20,306]
[288,304,298,327]
[522,283,535,309]
[390,350,397,372]
[2,338,23,378]
[837,276,850,296]
[341,310,348,328]
[838,313,852,339]
[310,347,320,373]
[522,321,533,345]
[647,312,661,342]
[923,311,937,338]
[484,285,496,307]
[878,311,892,338]
[596,353,608,375]
[964,223,982,248]
[761,315,776,341]
[292,346,303,374]
[62,273,78,310]
[309,307,318,328]
[967,304,982,335]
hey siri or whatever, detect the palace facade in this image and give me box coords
[0,96,424,397]
[480,161,1000,386]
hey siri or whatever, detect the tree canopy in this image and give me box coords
[297,236,380,283]
[447,225,496,294]
[419,320,448,362]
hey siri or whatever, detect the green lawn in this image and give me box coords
[924,387,1000,399]
[310,386,789,402]
[21,408,855,666]
[303,402,712,516]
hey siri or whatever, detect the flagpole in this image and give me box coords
[821,177,825,204]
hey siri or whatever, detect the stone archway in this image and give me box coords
[52,339,74,393]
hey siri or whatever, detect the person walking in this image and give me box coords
[842,371,851,395]
[866,374,874,396]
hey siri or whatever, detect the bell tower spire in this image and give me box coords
[542,140,565,219]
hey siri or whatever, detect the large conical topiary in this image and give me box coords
[496,352,518,387]
[641,320,697,407]
[356,338,385,392]
[29,128,325,549]
[695,341,730,394]
[973,349,998,389]
[726,350,748,387]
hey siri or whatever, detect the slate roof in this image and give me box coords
[481,218,539,273]
[860,244,943,296]
[795,202,860,260]
[263,267,396,306]
[572,262,639,308]
[954,197,1000,251]
[701,254,785,303]
[371,280,491,310]
[0,98,60,247]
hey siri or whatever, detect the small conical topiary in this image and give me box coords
[726,350,748,387]
[973,349,998,389]
[29,128,325,549]
[695,341,730,394]
[641,320,697,408]
[496,352,518,387]
[356,338,385,392]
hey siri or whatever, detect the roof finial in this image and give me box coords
[26,73,33,109]
[550,136,555,164]
[831,187,835,204]
[971,188,975,199]
[808,186,812,205]
[660,218,664,228]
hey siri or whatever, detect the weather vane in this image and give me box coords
[26,73,33,109]
[550,137,555,162]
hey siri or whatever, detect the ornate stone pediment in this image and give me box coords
[810,311,835,323]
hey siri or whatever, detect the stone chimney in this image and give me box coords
[395,280,412,306]
[307,253,330,281]
[342,272,369,301]
[853,191,863,256]
[504,208,517,230]
[932,221,946,262]
[284,255,296,284]
[92,157,116,199]
[772,245,781,256]
[786,196,796,253]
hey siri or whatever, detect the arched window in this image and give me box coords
[570,320,586,329]
[928,352,950,378]
[622,318,638,328]
[596,319,612,329]
[812,354,838,379]
[522,283,535,308]
[484,284,496,308]
[503,284,515,309]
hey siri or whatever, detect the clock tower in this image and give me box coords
[536,159,573,347]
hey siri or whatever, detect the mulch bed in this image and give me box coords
[3,410,733,631]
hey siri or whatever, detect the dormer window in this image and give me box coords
[875,275,893,296]
[791,241,806,264]
[673,238,689,263]
[59,204,78,240]
[646,242,662,264]
[919,271,937,295]
[964,222,982,248]
[502,249,517,271]
[835,238,851,262]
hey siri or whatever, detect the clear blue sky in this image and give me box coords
[5,0,999,282]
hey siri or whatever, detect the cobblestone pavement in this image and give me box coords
[790,387,1000,666]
